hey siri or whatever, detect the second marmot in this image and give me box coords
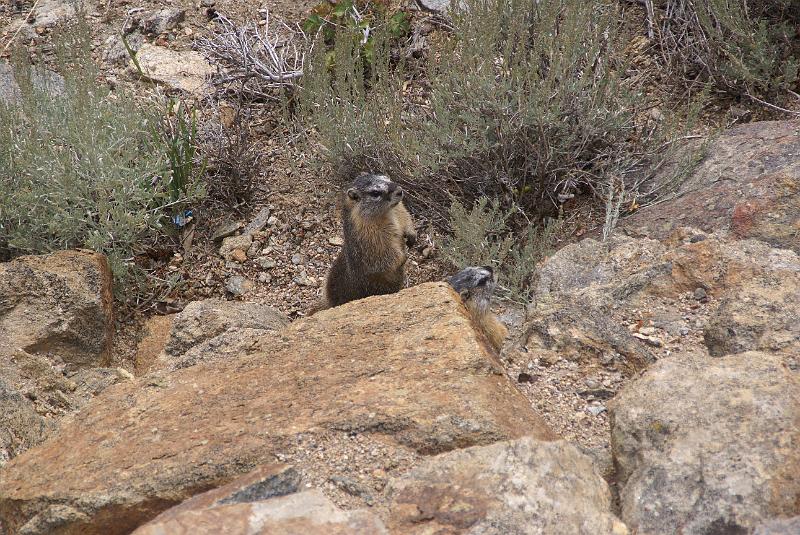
[322,173,417,308]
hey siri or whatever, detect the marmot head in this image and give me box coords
[447,266,497,315]
[346,173,404,218]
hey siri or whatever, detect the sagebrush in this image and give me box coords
[0,19,203,290]
[297,0,689,226]
[443,197,564,303]
[655,0,799,97]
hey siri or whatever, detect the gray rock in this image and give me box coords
[30,0,77,29]
[134,44,213,94]
[0,61,65,105]
[103,32,143,67]
[753,517,800,535]
[693,287,707,300]
[225,276,252,296]
[619,120,800,254]
[160,299,289,360]
[243,207,271,235]
[256,257,276,269]
[610,351,800,534]
[417,0,466,13]
[535,235,666,298]
[385,436,627,534]
[704,255,800,361]
[140,9,185,36]
[0,62,21,104]
[211,220,240,241]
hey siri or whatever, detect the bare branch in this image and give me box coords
[195,12,304,99]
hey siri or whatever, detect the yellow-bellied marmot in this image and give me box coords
[448,266,508,353]
[321,173,417,309]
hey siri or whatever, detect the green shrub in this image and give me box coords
[0,19,203,288]
[297,0,684,226]
[655,0,799,97]
[442,197,564,303]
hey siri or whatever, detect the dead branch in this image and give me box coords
[195,12,304,98]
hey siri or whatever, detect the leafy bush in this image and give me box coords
[655,0,799,97]
[443,197,564,303]
[297,0,684,226]
[0,19,203,287]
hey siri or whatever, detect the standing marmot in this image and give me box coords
[448,266,508,353]
[321,173,417,309]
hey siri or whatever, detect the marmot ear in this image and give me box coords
[459,288,471,300]
[347,188,360,200]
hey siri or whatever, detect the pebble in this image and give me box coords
[584,378,601,389]
[328,236,344,246]
[694,287,708,301]
[293,271,316,287]
[587,405,607,416]
[225,276,253,296]
[267,215,278,226]
[680,326,690,336]
[256,257,277,269]
[258,273,272,283]
[291,253,302,265]
[231,249,247,263]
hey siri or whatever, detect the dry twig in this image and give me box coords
[195,12,304,99]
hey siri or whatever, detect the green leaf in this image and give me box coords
[302,14,325,35]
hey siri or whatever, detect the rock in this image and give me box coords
[243,207,271,235]
[754,517,800,535]
[255,257,276,269]
[134,43,213,94]
[610,351,800,534]
[535,235,667,298]
[692,287,707,300]
[385,436,627,534]
[704,259,800,359]
[231,249,247,263]
[134,489,387,535]
[212,221,241,241]
[134,315,176,374]
[328,236,344,246]
[417,0,466,13]
[140,8,185,35]
[132,464,301,533]
[0,283,553,534]
[165,327,279,371]
[30,0,77,29]
[620,120,800,254]
[219,234,253,260]
[519,297,657,373]
[0,379,49,467]
[293,271,315,287]
[0,250,114,367]
[291,253,302,265]
[103,32,143,66]
[0,61,66,105]
[225,276,253,296]
[0,62,21,104]
[160,299,289,361]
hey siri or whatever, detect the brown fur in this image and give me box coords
[319,177,416,310]
[465,299,509,354]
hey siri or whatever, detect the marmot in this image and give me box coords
[321,173,417,309]
[448,266,508,353]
